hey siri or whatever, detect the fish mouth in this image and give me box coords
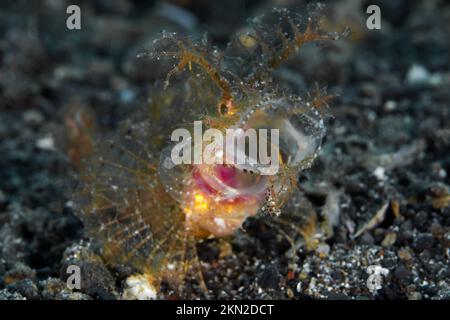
[192,164,269,202]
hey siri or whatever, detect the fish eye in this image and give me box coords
[219,103,228,115]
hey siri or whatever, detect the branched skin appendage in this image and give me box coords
[153,34,235,117]
[268,15,346,70]
[74,5,347,298]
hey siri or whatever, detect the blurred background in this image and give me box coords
[0,0,449,299]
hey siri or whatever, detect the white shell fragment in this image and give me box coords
[122,274,157,300]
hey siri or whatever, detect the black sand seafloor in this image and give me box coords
[0,0,449,300]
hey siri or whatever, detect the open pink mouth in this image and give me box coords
[192,165,267,203]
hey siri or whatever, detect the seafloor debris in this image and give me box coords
[121,274,158,300]
[353,203,389,239]
[362,139,427,171]
[429,183,450,210]
[73,4,347,297]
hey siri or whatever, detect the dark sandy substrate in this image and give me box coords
[0,0,449,300]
